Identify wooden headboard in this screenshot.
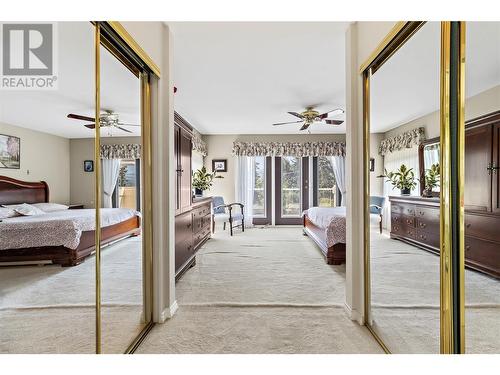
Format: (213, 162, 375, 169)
(0, 176, 49, 205)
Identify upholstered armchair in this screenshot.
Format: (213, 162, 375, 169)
(370, 196, 386, 234)
(212, 196, 245, 236)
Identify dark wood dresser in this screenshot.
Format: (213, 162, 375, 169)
(174, 112, 212, 280)
(389, 196, 500, 279)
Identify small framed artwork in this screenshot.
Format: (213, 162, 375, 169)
(0, 134, 20, 169)
(212, 159, 227, 172)
(369, 158, 375, 172)
(83, 160, 94, 172)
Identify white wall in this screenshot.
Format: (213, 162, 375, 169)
(0, 122, 70, 204)
(203, 133, 346, 204)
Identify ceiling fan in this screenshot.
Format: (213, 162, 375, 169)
(272, 107, 345, 131)
(67, 110, 140, 134)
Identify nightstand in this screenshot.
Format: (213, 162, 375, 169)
(68, 204, 84, 210)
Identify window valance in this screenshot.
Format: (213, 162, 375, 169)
(378, 127, 425, 156)
(100, 144, 141, 159)
(192, 130, 208, 157)
(232, 141, 346, 157)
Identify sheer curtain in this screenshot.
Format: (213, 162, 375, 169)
(235, 156, 255, 226)
(381, 145, 420, 229)
(329, 155, 347, 206)
(102, 159, 121, 208)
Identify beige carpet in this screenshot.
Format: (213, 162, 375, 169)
(137, 227, 383, 354)
(370, 228, 500, 354)
(0, 236, 145, 354)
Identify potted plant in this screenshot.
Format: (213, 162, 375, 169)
(192, 166, 221, 197)
(422, 163, 440, 197)
(383, 164, 417, 196)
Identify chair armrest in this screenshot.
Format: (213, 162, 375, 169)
(369, 204, 382, 210)
(226, 203, 244, 215)
(214, 204, 230, 211)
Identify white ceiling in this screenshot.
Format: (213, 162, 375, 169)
(371, 21, 500, 133)
(0, 22, 140, 139)
(168, 22, 349, 135)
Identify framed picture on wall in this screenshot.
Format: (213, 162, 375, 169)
(83, 160, 94, 172)
(369, 158, 375, 172)
(0, 134, 20, 169)
(212, 159, 227, 172)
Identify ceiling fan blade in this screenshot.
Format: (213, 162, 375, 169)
(272, 120, 303, 126)
(84, 124, 96, 129)
(300, 123, 310, 131)
(117, 123, 141, 127)
(68, 113, 95, 122)
(287, 111, 304, 119)
(324, 119, 344, 125)
(116, 126, 133, 133)
(318, 108, 345, 119)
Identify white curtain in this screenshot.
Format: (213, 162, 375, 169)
(382, 145, 420, 229)
(235, 156, 255, 227)
(330, 155, 347, 206)
(102, 159, 121, 208)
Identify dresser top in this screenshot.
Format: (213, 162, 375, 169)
(389, 195, 440, 206)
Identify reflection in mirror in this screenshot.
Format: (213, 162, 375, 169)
(464, 21, 500, 353)
(368, 22, 441, 353)
(99, 43, 146, 353)
(0, 22, 96, 353)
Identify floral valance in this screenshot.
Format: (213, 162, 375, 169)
(378, 127, 425, 156)
(100, 144, 141, 159)
(192, 130, 207, 157)
(232, 141, 346, 157)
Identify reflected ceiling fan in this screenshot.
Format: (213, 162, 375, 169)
(272, 107, 344, 131)
(67, 110, 140, 134)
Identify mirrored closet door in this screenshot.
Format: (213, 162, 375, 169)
(366, 21, 442, 353)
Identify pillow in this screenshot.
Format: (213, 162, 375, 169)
(2, 203, 46, 216)
(0, 207, 18, 220)
(32, 202, 69, 213)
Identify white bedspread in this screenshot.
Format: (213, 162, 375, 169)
(304, 206, 346, 247)
(0, 208, 139, 250)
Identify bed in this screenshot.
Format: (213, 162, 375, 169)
(0, 175, 141, 266)
(303, 206, 346, 265)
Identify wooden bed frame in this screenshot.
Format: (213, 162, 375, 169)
(0, 175, 141, 266)
(303, 214, 346, 265)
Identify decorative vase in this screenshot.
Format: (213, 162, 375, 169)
(422, 187, 433, 197)
(401, 188, 411, 196)
(195, 188, 203, 197)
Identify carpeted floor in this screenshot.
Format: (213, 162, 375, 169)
(370, 228, 500, 354)
(137, 226, 383, 354)
(0, 236, 145, 354)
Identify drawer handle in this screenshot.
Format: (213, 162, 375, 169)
(406, 219, 412, 225)
(466, 223, 471, 228)
(419, 222, 426, 228)
(466, 245, 471, 252)
(419, 211, 424, 216)
(420, 234, 427, 240)
(187, 223, 191, 228)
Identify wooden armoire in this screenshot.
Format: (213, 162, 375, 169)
(174, 112, 212, 279)
(390, 110, 500, 279)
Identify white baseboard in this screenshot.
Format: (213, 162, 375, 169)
(344, 302, 364, 325)
(159, 300, 178, 323)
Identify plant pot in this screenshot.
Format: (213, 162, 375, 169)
(194, 188, 203, 197)
(401, 188, 411, 196)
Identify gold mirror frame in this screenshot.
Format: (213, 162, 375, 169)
(360, 21, 466, 354)
(92, 21, 158, 354)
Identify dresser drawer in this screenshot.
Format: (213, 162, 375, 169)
(465, 213, 500, 243)
(192, 203, 211, 219)
(415, 229, 440, 250)
(392, 213, 415, 227)
(391, 203, 415, 216)
(175, 237, 194, 272)
(194, 225, 211, 249)
(175, 211, 193, 245)
(465, 236, 500, 277)
(391, 223, 416, 239)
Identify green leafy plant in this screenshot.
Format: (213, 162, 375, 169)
(422, 163, 440, 196)
(192, 166, 222, 192)
(383, 164, 417, 194)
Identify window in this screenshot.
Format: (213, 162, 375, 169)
(115, 159, 139, 210)
(252, 156, 266, 217)
(315, 156, 337, 207)
(281, 156, 302, 216)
